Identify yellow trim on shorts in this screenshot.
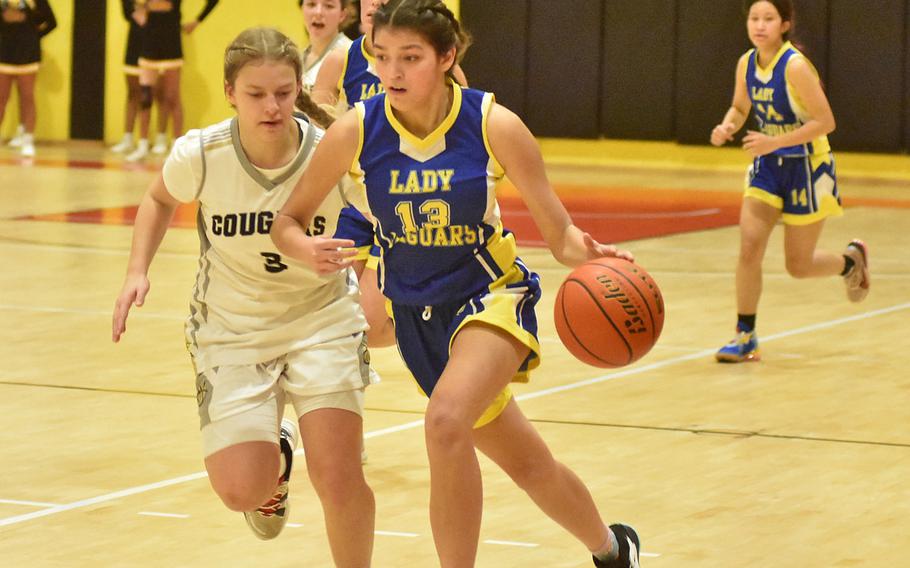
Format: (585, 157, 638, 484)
(744, 187, 784, 209)
(124, 65, 141, 76)
(138, 57, 183, 71)
(782, 194, 843, 225)
(0, 63, 39, 75)
(449, 264, 543, 385)
(474, 387, 513, 428)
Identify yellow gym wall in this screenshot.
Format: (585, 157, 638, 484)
(103, 0, 459, 144)
(104, 1, 305, 143)
(0, 0, 72, 141)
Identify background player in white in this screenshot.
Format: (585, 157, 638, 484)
(112, 27, 375, 566)
(300, 0, 352, 92)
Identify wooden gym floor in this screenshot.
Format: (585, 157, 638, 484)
(0, 139, 908, 567)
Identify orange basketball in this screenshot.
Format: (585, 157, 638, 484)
(554, 257, 665, 368)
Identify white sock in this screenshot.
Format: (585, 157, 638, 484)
(593, 527, 619, 561)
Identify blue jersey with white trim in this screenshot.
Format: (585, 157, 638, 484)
(352, 85, 515, 306)
(745, 41, 830, 157)
(341, 36, 384, 106)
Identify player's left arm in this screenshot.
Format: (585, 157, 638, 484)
(744, 57, 836, 156)
(183, 0, 218, 34)
(485, 103, 632, 268)
(34, 0, 57, 37)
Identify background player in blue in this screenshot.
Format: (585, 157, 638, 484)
(711, 0, 870, 363)
(113, 28, 376, 564)
(272, 1, 642, 567)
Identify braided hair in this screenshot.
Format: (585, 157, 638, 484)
(372, 0, 472, 78)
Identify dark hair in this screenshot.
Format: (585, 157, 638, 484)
(371, 0, 472, 77)
(744, 0, 795, 40)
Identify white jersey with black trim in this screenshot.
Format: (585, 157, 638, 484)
(162, 116, 368, 371)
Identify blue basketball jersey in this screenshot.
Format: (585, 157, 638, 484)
(351, 84, 517, 306)
(745, 41, 830, 157)
(340, 36, 384, 106)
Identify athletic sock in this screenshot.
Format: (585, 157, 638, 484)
(592, 527, 619, 562)
(736, 314, 756, 333)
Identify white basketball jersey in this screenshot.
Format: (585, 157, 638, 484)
(162, 116, 368, 371)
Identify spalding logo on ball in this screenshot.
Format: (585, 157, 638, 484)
(554, 257, 664, 368)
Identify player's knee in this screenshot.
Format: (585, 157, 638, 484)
(309, 465, 368, 508)
(785, 256, 813, 278)
(212, 478, 274, 512)
(140, 85, 154, 109)
(424, 402, 472, 450)
(738, 242, 765, 266)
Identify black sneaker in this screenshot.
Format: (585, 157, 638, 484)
(593, 524, 640, 567)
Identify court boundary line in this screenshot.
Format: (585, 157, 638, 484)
(1, 301, 908, 529)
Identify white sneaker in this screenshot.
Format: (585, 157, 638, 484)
(151, 134, 169, 155)
(125, 139, 149, 162)
(8, 124, 25, 147)
(19, 134, 35, 158)
(243, 418, 298, 540)
(111, 133, 134, 154)
(843, 239, 870, 303)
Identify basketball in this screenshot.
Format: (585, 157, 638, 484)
(554, 257, 665, 368)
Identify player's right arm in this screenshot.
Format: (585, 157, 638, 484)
(112, 174, 180, 342)
(711, 53, 752, 146)
(272, 110, 361, 274)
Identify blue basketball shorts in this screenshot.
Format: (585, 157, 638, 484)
(744, 152, 843, 225)
(390, 260, 542, 427)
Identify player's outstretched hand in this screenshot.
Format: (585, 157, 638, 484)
(112, 274, 150, 343)
(583, 233, 634, 263)
(298, 236, 358, 275)
(711, 122, 736, 146)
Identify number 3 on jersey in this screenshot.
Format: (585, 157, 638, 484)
(260, 252, 288, 273)
(395, 199, 451, 231)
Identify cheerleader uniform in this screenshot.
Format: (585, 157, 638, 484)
(121, 0, 143, 76)
(0, 0, 55, 75)
(137, 0, 218, 72)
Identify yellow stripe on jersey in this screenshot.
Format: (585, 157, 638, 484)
(384, 81, 462, 153)
(784, 53, 831, 155)
(337, 46, 350, 99)
(480, 92, 505, 178)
